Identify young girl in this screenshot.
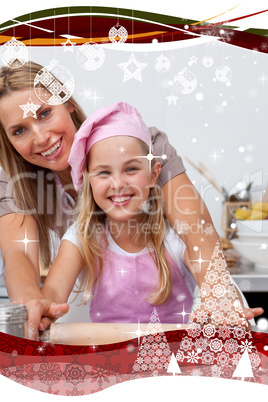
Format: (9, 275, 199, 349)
(40, 102, 196, 323)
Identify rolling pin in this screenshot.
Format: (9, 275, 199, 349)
(49, 322, 187, 345)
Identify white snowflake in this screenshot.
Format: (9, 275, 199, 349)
(186, 350, 200, 363)
(224, 338, 239, 354)
(194, 337, 209, 352)
(209, 339, 223, 353)
(202, 351, 214, 365)
(202, 324, 216, 339)
(240, 340, 254, 354)
(212, 284, 226, 298)
(211, 310, 224, 325)
(218, 326, 232, 340)
(249, 353, 261, 368)
(216, 351, 230, 367)
(219, 297, 232, 313)
(205, 270, 219, 285)
(175, 350, 184, 362)
(180, 337, 193, 352)
(233, 327, 247, 340)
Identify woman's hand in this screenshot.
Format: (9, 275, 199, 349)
(17, 298, 69, 340)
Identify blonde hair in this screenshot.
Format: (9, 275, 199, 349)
(0, 61, 86, 270)
(77, 141, 174, 305)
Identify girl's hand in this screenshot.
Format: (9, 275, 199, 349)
(16, 298, 69, 340)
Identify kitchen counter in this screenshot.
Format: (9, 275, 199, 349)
(230, 259, 268, 292)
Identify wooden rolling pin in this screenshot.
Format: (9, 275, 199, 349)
(49, 322, 187, 345)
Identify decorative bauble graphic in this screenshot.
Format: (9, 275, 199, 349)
(109, 24, 128, 43)
(0, 37, 28, 68)
(34, 59, 74, 105)
(76, 41, 105, 70)
(202, 56, 214, 68)
(215, 65, 232, 82)
(173, 68, 197, 94)
(154, 54, 171, 73)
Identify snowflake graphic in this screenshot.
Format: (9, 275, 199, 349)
(180, 337, 193, 352)
(209, 339, 223, 353)
(240, 340, 254, 353)
(202, 351, 214, 365)
(186, 350, 200, 363)
(216, 351, 230, 367)
(224, 338, 239, 354)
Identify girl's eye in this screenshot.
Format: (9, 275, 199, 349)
(98, 171, 110, 176)
(126, 167, 137, 172)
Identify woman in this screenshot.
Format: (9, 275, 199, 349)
(0, 62, 262, 339)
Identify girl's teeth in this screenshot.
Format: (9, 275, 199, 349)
(111, 196, 131, 202)
(41, 140, 61, 157)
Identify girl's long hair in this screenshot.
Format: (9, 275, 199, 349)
(0, 61, 86, 270)
(77, 142, 173, 305)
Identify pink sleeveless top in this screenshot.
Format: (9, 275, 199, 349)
(89, 238, 194, 324)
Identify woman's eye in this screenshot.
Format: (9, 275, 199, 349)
(13, 127, 24, 136)
(40, 109, 51, 118)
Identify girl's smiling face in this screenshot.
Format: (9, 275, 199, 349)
(0, 88, 77, 172)
(88, 136, 161, 224)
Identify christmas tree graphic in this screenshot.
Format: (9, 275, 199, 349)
(132, 308, 172, 375)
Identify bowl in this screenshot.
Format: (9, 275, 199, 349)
(235, 219, 268, 234)
(236, 232, 268, 244)
(231, 238, 268, 271)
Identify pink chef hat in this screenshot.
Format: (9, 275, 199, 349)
(68, 102, 152, 190)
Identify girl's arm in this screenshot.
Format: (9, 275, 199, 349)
(163, 172, 264, 324)
(41, 239, 84, 305)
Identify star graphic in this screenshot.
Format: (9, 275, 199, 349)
(118, 53, 147, 82)
(13, 229, 39, 254)
(166, 93, 179, 105)
(134, 144, 168, 174)
(118, 267, 127, 277)
(61, 37, 76, 52)
(174, 303, 192, 323)
(19, 98, 40, 119)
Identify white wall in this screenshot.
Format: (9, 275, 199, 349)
(17, 40, 267, 236)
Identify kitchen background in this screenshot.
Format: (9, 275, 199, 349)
(0, 29, 268, 322)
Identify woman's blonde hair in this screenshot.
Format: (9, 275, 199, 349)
(77, 141, 174, 305)
(0, 61, 86, 270)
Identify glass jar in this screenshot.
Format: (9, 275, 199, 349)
(0, 303, 28, 338)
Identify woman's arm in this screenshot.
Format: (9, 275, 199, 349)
(163, 172, 264, 324)
(0, 213, 70, 339)
(1, 213, 40, 301)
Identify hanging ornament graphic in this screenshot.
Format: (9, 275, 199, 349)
(215, 65, 232, 82)
(132, 308, 172, 375)
(0, 37, 28, 68)
(76, 41, 105, 70)
(202, 55, 214, 68)
(34, 59, 74, 105)
(118, 53, 147, 82)
(173, 68, 197, 94)
(109, 23, 128, 43)
(61, 37, 76, 52)
(154, 55, 171, 73)
(19, 98, 40, 119)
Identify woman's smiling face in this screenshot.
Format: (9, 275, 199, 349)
(0, 88, 77, 172)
